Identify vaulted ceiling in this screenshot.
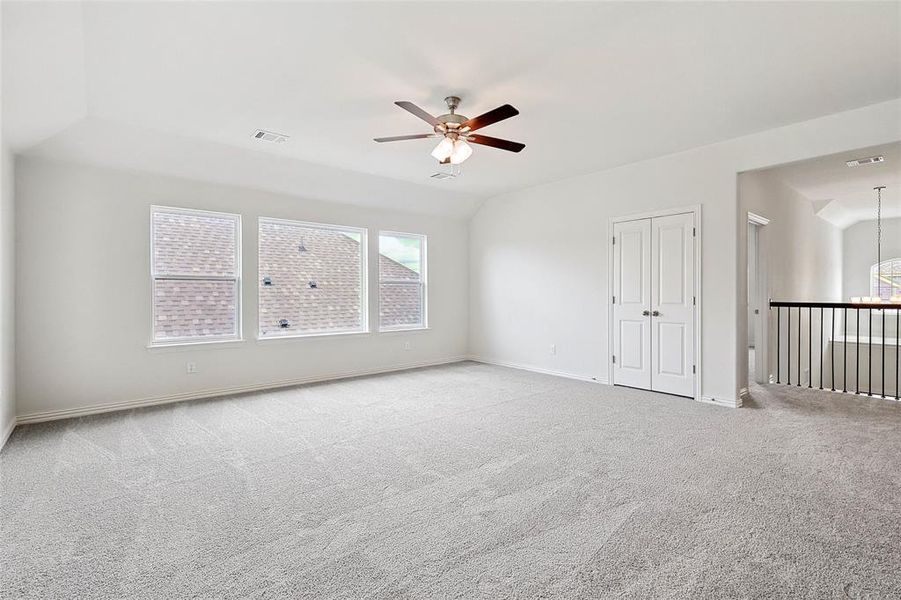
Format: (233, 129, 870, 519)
(763, 142, 901, 228)
(3, 1, 899, 218)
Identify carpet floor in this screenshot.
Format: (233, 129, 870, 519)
(2, 361, 900, 599)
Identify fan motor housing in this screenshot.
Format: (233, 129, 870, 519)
(434, 96, 468, 132)
(434, 116, 467, 137)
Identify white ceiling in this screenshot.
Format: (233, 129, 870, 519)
(762, 142, 901, 229)
(3, 1, 900, 217)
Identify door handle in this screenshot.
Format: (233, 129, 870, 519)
(652, 310, 660, 317)
(642, 310, 650, 316)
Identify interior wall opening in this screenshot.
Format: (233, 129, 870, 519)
(738, 141, 900, 400)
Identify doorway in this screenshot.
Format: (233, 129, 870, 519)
(748, 212, 769, 385)
(609, 207, 700, 399)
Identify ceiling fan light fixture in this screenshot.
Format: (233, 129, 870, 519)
(376, 97, 524, 167)
(430, 137, 455, 162)
(449, 139, 473, 164)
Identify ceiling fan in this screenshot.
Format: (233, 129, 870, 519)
(374, 96, 525, 165)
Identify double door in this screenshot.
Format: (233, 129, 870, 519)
(612, 213, 695, 397)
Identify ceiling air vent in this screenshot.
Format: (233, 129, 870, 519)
(846, 155, 884, 167)
(430, 172, 457, 180)
(253, 129, 290, 144)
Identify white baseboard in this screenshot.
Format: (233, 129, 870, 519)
(467, 355, 606, 384)
(16, 356, 468, 425)
(0, 416, 16, 451)
(701, 395, 741, 409)
(468, 355, 743, 409)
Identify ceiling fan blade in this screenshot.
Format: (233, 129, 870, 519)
(461, 104, 519, 132)
(373, 134, 437, 142)
(467, 134, 525, 153)
(395, 101, 441, 127)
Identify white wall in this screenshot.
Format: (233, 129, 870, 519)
(738, 170, 843, 388)
(0, 145, 15, 443)
(843, 217, 901, 299)
(15, 158, 469, 419)
(469, 99, 900, 407)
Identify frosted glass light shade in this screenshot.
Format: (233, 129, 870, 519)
(430, 138, 455, 162)
(450, 140, 473, 164)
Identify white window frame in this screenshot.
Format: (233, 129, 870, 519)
(257, 217, 369, 339)
(378, 230, 428, 332)
(150, 205, 243, 347)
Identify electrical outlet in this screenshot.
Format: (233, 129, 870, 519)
(403, 341, 411, 351)
(550, 344, 556, 356)
(186, 362, 197, 374)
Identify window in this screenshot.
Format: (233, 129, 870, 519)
(259, 218, 367, 337)
(379, 232, 426, 330)
(151, 206, 241, 344)
(871, 258, 901, 300)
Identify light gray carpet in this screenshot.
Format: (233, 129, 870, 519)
(2, 362, 900, 599)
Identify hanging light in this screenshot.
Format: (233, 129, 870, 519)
(874, 185, 887, 302)
(449, 139, 473, 164)
(430, 137, 455, 162)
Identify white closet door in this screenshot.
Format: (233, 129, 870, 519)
(650, 213, 695, 397)
(612, 219, 652, 389)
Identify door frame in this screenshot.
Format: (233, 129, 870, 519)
(607, 204, 702, 401)
(747, 211, 770, 385)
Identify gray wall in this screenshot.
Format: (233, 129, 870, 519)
(15, 158, 469, 419)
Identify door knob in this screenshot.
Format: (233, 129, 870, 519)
(652, 310, 660, 317)
(642, 310, 650, 316)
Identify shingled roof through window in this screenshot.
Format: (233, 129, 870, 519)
(152, 210, 239, 341)
(259, 222, 423, 335)
(152, 212, 424, 340)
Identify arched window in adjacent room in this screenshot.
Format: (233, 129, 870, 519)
(870, 258, 901, 300)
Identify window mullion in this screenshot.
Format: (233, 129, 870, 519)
(154, 274, 238, 281)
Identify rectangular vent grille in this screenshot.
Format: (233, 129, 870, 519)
(846, 155, 884, 167)
(430, 172, 457, 180)
(253, 129, 290, 144)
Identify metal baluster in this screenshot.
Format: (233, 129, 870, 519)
(831, 307, 835, 391)
(787, 307, 791, 385)
(856, 308, 860, 395)
(820, 307, 823, 389)
(776, 307, 781, 384)
(797, 307, 801, 388)
(843, 307, 848, 393)
(882, 309, 886, 398)
(808, 307, 812, 388)
(896, 308, 899, 401)
(868, 309, 873, 396)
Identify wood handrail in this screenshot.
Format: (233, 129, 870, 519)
(769, 301, 900, 309)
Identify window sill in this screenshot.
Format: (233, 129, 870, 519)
(378, 326, 430, 333)
(257, 330, 371, 342)
(147, 338, 245, 351)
